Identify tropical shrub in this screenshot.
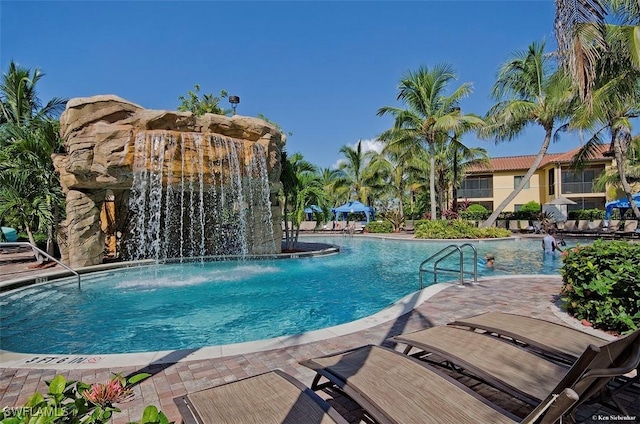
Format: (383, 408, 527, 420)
(365, 221, 394, 233)
(520, 201, 541, 214)
(459, 204, 491, 221)
(414, 219, 511, 239)
(567, 209, 605, 220)
(561, 240, 640, 334)
(0, 373, 170, 424)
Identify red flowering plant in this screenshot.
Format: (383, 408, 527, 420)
(0, 373, 170, 424)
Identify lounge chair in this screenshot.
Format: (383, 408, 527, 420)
(391, 326, 640, 413)
(449, 312, 611, 362)
(302, 344, 579, 424)
(174, 370, 349, 424)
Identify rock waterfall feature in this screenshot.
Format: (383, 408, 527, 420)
(53, 95, 284, 268)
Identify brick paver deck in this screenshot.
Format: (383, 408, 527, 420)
(1, 275, 638, 423)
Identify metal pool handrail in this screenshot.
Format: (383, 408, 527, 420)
(419, 243, 478, 288)
(0, 242, 81, 288)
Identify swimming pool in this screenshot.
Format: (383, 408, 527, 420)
(0, 237, 572, 355)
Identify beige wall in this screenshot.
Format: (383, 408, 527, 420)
(491, 171, 544, 212)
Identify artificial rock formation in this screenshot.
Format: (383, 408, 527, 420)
(53, 95, 284, 268)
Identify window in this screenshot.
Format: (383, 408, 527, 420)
(514, 176, 530, 190)
(561, 166, 604, 193)
(514, 204, 523, 212)
(458, 176, 493, 198)
(548, 169, 555, 195)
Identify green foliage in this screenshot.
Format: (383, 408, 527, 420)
(414, 219, 511, 239)
(520, 201, 541, 214)
(561, 240, 640, 334)
(364, 221, 394, 233)
(459, 204, 491, 221)
(0, 373, 164, 424)
(466, 204, 488, 212)
(177, 84, 229, 116)
(567, 209, 605, 220)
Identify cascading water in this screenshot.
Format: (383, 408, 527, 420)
(125, 131, 276, 261)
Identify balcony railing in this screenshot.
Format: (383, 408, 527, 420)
(561, 182, 602, 194)
(457, 188, 493, 198)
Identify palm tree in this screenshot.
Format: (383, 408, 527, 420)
(0, 61, 67, 258)
(479, 42, 575, 228)
(377, 64, 484, 219)
(592, 136, 640, 192)
(555, 0, 639, 103)
(569, 52, 640, 217)
(434, 137, 490, 214)
(279, 151, 330, 249)
(316, 167, 347, 206)
(0, 61, 66, 127)
(337, 141, 379, 205)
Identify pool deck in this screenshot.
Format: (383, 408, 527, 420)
(1, 235, 638, 423)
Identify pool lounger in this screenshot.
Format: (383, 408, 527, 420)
(449, 311, 611, 362)
(301, 344, 579, 424)
(391, 325, 640, 413)
(174, 370, 348, 424)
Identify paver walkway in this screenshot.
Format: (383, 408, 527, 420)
(2, 275, 638, 423)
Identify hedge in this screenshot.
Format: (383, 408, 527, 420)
(414, 219, 511, 239)
(364, 221, 394, 233)
(561, 240, 640, 334)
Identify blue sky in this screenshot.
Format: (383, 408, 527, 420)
(1, 0, 575, 169)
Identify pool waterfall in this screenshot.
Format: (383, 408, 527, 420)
(126, 132, 276, 261)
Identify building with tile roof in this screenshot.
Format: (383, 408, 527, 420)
(458, 144, 614, 212)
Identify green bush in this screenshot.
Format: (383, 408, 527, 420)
(459, 204, 491, 221)
(561, 240, 640, 334)
(567, 209, 605, 220)
(414, 219, 511, 239)
(466, 204, 488, 212)
(0, 373, 169, 424)
(364, 221, 394, 233)
(520, 201, 541, 214)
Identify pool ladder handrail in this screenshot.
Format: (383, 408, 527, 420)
(419, 243, 478, 289)
(0, 242, 81, 288)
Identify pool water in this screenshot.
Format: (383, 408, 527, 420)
(0, 237, 575, 355)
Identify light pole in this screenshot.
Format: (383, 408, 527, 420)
(229, 95, 240, 115)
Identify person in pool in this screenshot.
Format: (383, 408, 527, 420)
(478, 254, 495, 268)
(542, 229, 564, 254)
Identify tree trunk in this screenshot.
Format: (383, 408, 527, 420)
(480, 127, 553, 228)
(24, 222, 43, 264)
(429, 143, 437, 220)
(613, 136, 640, 219)
(282, 195, 291, 250)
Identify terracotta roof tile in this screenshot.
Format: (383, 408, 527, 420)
(467, 144, 612, 174)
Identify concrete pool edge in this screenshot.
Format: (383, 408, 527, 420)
(0, 281, 454, 370)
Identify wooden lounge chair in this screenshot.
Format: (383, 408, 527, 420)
(302, 345, 579, 424)
(174, 370, 349, 424)
(449, 312, 611, 362)
(391, 326, 640, 413)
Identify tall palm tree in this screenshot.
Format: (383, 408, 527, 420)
(0, 60, 66, 126)
(434, 137, 490, 214)
(555, 0, 639, 103)
(337, 141, 379, 204)
(592, 136, 640, 192)
(479, 42, 575, 228)
(0, 61, 66, 258)
(316, 167, 347, 206)
(569, 44, 640, 217)
(377, 64, 484, 219)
